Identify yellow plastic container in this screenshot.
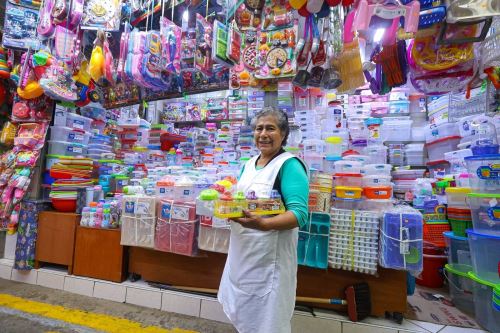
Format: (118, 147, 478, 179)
(334, 186, 363, 199)
(214, 199, 248, 218)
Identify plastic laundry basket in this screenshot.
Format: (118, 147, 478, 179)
(444, 264, 475, 316)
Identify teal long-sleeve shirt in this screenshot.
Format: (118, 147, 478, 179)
(240, 157, 309, 228)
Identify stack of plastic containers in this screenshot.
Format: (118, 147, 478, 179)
(331, 160, 363, 210)
(464, 144, 500, 332)
(391, 169, 427, 200)
(303, 139, 325, 171)
(445, 187, 472, 237)
(361, 164, 393, 210)
(50, 111, 93, 157)
(404, 143, 426, 166)
(88, 134, 114, 160)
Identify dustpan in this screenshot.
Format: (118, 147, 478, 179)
(337, 11, 365, 93)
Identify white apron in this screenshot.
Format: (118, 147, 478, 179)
(218, 152, 299, 333)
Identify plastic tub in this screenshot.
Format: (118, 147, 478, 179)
(54, 111, 92, 132)
(416, 253, 448, 288)
(362, 175, 392, 186)
(426, 136, 461, 161)
(331, 198, 362, 210)
(50, 126, 91, 145)
(467, 193, 500, 235)
(465, 155, 500, 194)
(468, 272, 500, 333)
(334, 160, 362, 174)
(446, 187, 471, 208)
(323, 156, 342, 174)
(449, 219, 473, 238)
(467, 229, 500, 284)
(334, 173, 363, 187)
(426, 160, 451, 178)
(361, 199, 393, 212)
(444, 264, 475, 316)
(324, 136, 343, 157)
(382, 117, 413, 142)
(406, 152, 426, 166)
(363, 145, 388, 164)
(447, 207, 472, 221)
(443, 231, 472, 273)
(363, 164, 392, 176)
(343, 154, 370, 164)
(48, 141, 88, 157)
(444, 149, 473, 173)
(392, 169, 426, 180)
(425, 123, 459, 143)
(364, 186, 392, 199)
(334, 186, 362, 199)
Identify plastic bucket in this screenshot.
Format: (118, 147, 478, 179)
(416, 253, 447, 288)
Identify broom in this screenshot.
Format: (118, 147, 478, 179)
(149, 282, 371, 322)
(337, 10, 365, 93)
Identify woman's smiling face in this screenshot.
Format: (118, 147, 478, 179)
(254, 115, 285, 158)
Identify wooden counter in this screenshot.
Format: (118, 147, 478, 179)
(128, 247, 407, 317)
(35, 212, 79, 273)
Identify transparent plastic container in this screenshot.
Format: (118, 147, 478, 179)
(54, 111, 93, 132)
(468, 272, 500, 333)
(334, 160, 362, 174)
(324, 136, 343, 157)
(445, 265, 475, 316)
(363, 164, 392, 176)
(443, 231, 472, 273)
(381, 117, 413, 142)
(470, 118, 499, 155)
(362, 175, 392, 186)
(467, 193, 500, 235)
(323, 156, 341, 174)
(334, 173, 363, 187)
(445, 187, 471, 208)
(364, 145, 388, 164)
(467, 229, 500, 284)
(50, 126, 91, 145)
(444, 149, 473, 174)
(425, 122, 459, 143)
(426, 136, 461, 161)
(465, 155, 500, 193)
(48, 141, 88, 156)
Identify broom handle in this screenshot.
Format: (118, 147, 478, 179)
(171, 286, 346, 305)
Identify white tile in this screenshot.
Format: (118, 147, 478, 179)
(0, 263, 12, 280)
(438, 327, 489, 333)
(199, 298, 231, 324)
(0, 258, 14, 266)
(343, 322, 398, 333)
(126, 286, 162, 309)
(63, 276, 95, 297)
(162, 291, 201, 317)
(93, 281, 126, 303)
(11, 269, 38, 284)
(36, 270, 65, 290)
(406, 319, 445, 333)
(292, 313, 342, 333)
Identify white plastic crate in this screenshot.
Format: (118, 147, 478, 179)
(328, 208, 380, 275)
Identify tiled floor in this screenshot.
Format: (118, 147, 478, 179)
(0, 259, 490, 333)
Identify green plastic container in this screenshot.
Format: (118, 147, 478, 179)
(448, 218, 473, 237)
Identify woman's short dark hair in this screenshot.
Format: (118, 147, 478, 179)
(250, 106, 290, 146)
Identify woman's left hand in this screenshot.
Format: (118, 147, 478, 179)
(231, 210, 269, 231)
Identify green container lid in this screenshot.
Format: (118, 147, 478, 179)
(468, 271, 499, 288)
(98, 159, 123, 164)
(444, 264, 471, 278)
(46, 154, 63, 158)
(199, 189, 219, 201)
(468, 193, 500, 199)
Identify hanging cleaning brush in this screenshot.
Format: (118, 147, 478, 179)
(149, 282, 372, 322)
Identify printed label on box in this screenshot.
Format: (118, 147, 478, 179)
(172, 205, 190, 221)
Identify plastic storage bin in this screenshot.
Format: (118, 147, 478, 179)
(364, 186, 392, 199)
(323, 156, 341, 174)
(50, 126, 91, 145)
(198, 220, 230, 254)
(363, 164, 392, 175)
(54, 111, 93, 132)
(443, 231, 472, 273)
(334, 186, 362, 199)
(467, 193, 500, 235)
(334, 173, 363, 187)
(426, 136, 461, 161)
(467, 229, 500, 284)
(334, 160, 362, 174)
(446, 187, 471, 208)
(445, 264, 475, 316)
(468, 272, 500, 333)
(426, 160, 451, 178)
(465, 155, 500, 194)
(364, 145, 388, 164)
(48, 141, 88, 157)
(362, 175, 392, 186)
(425, 122, 459, 143)
(324, 136, 343, 157)
(381, 117, 413, 142)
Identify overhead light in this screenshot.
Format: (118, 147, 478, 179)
(373, 28, 385, 43)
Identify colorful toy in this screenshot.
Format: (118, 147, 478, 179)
(2, 2, 40, 50)
(81, 0, 121, 31)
